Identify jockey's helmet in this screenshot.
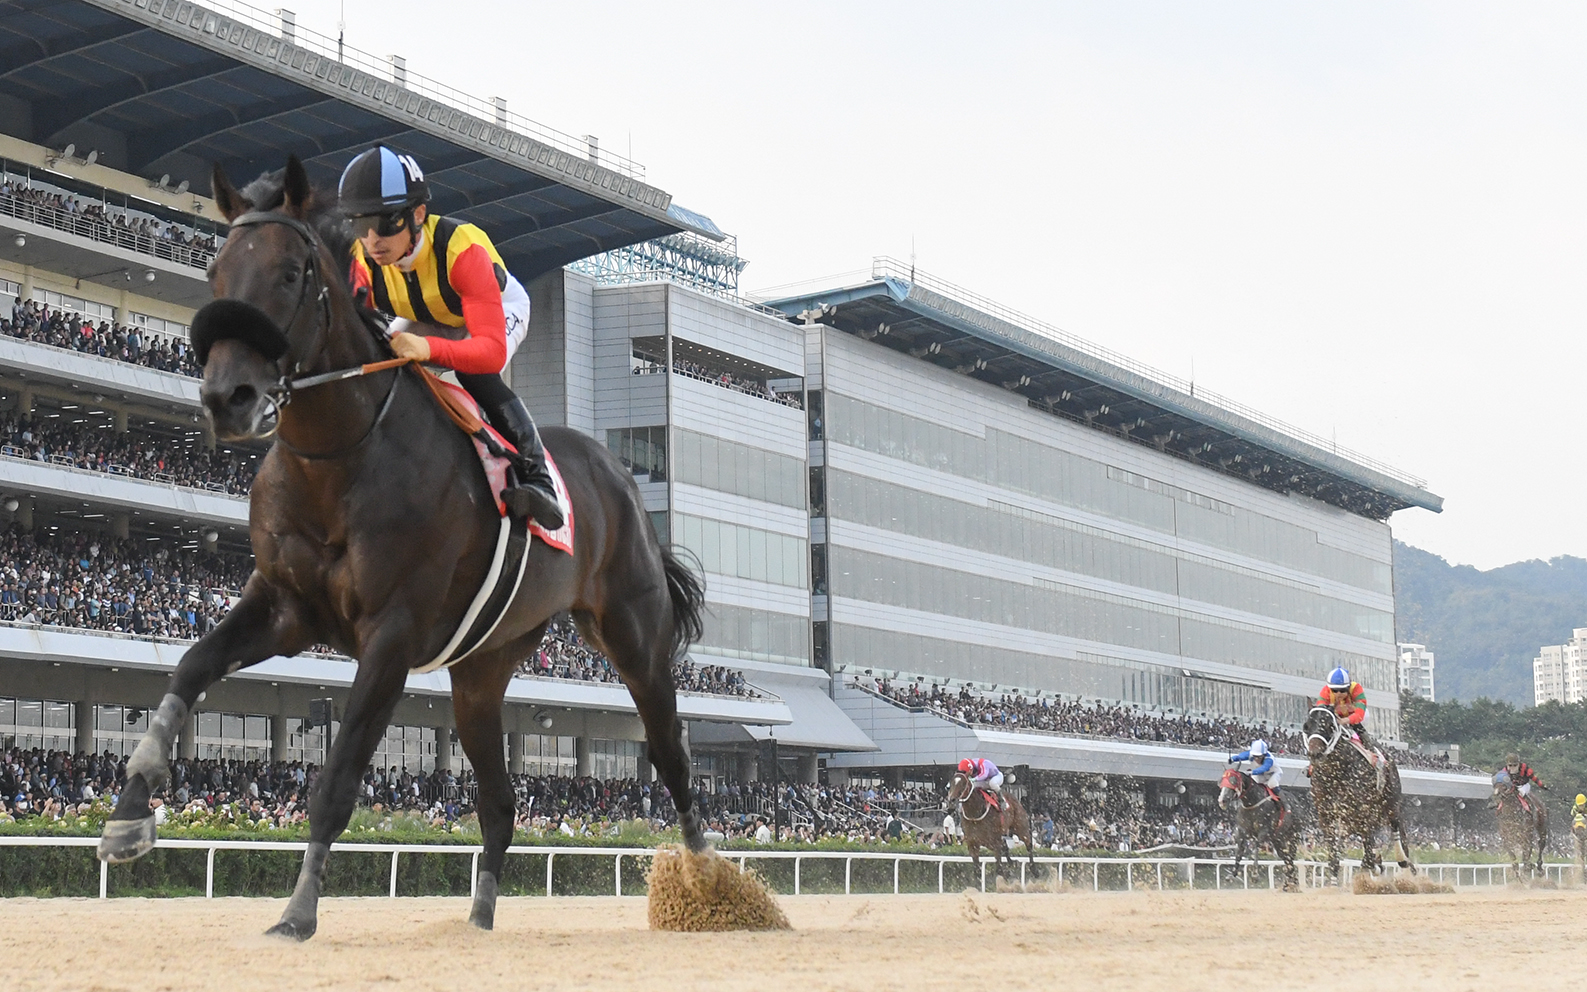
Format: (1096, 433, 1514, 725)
(1250, 740, 1268, 757)
(1576, 794, 1586, 807)
(1326, 667, 1351, 690)
(1504, 753, 1520, 769)
(958, 758, 973, 774)
(339, 145, 431, 235)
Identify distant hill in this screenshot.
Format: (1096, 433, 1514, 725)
(1392, 541, 1587, 704)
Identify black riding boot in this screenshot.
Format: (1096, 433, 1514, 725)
(489, 398, 564, 531)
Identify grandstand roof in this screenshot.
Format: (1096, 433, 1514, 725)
(0, 0, 722, 280)
(762, 259, 1442, 520)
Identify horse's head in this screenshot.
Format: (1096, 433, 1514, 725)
(1217, 767, 1245, 809)
(196, 155, 351, 440)
(945, 772, 970, 805)
(1303, 706, 1341, 759)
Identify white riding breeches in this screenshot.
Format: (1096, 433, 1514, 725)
(975, 771, 1004, 793)
(1253, 765, 1283, 790)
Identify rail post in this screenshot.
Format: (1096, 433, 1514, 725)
(937, 859, 944, 894)
(894, 858, 901, 895)
(1156, 861, 1163, 890)
(615, 854, 622, 897)
(980, 860, 987, 892)
(1092, 860, 1099, 892)
(99, 857, 107, 899)
(1019, 860, 1026, 889)
(846, 857, 852, 895)
(794, 857, 801, 895)
(1267, 864, 1275, 890)
(206, 847, 216, 898)
(546, 852, 555, 896)
(389, 851, 399, 898)
(470, 852, 479, 898)
(1125, 862, 1132, 890)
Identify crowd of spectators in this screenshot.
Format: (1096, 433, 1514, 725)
(867, 677, 1475, 772)
(0, 410, 256, 496)
(0, 178, 221, 270)
(633, 355, 802, 409)
(0, 527, 247, 639)
(517, 615, 759, 698)
(4, 300, 201, 377)
(0, 747, 1559, 855)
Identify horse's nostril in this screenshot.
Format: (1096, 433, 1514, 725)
(228, 384, 258, 410)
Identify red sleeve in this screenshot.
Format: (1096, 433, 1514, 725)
(349, 254, 373, 299)
(1346, 709, 1365, 725)
(424, 243, 507, 375)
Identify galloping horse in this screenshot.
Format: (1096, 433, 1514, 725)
(946, 771, 1035, 879)
(96, 157, 709, 939)
(1302, 705, 1414, 881)
(1490, 775, 1548, 877)
(1217, 766, 1300, 891)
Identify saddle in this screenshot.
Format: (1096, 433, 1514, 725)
(1343, 735, 1388, 792)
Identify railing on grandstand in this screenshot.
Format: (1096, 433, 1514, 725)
(866, 256, 1429, 492)
(0, 322, 201, 380)
(633, 358, 804, 410)
(2, 835, 1567, 899)
(0, 445, 248, 500)
(140, 0, 645, 179)
(0, 193, 218, 272)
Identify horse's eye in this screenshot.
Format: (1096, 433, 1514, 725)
(283, 267, 300, 284)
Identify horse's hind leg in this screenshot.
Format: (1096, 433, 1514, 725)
(577, 604, 705, 853)
(451, 644, 535, 930)
(269, 654, 409, 941)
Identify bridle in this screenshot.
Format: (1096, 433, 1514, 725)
(1304, 705, 1343, 757)
(1221, 768, 1273, 810)
(948, 773, 993, 822)
(218, 210, 407, 459)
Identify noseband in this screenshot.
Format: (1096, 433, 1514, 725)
(1305, 706, 1343, 757)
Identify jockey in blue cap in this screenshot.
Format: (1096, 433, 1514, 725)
(1228, 739, 1284, 806)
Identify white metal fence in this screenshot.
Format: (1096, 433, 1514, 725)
(0, 836, 1575, 899)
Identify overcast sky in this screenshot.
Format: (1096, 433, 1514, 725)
(286, 0, 1585, 569)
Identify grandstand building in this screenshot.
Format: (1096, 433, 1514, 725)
(0, 0, 1490, 819)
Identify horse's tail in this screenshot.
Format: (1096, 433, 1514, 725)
(659, 543, 706, 662)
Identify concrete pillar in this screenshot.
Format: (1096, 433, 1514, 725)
(178, 712, 198, 760)
(433, 727, 452, 773)
(15, 496, 33, 532)
(17, 387, 33, 416)
(797, 754, 818, 785)
(113, 408, 128, 434)
(638, 743, 652, 783)
(111, 513, 129, 540)
(741, 750, 757, 783)
(115, 288, 129, 327)
(75, 699, 94, 755)
(269, 715, 289, 764)
(19, 267, 33, 303)
(575, 736, 592, 777)
(507, 731, 524, 775)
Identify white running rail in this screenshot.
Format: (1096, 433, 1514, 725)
(0, 836, 1572, 898)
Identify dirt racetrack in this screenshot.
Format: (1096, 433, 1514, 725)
(0, 886, 1579, 992)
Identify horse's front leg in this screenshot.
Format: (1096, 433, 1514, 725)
(99, 584, 308, 863)
(268, 641, 411, 941)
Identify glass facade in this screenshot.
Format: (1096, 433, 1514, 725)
(672, 428, 805, 509)
(520, 734, 577, 776)
(676, 514, 806, 589)
(606, 426, 667, 482)
(820, 372, 1399, 737)
(697, 602, 808, 665)
(589, 738, 644, 779)
(0, 697, 76, 752)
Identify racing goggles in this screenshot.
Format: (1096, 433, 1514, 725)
(349, 209, 410, 239)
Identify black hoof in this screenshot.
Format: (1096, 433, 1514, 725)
(265, 919, 316, 942)
(468, 907, 495, 931)
(97, 815, 157, 864)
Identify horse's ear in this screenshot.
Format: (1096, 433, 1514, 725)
(283, 154, 314, 218)
(211, 164, 250, 222)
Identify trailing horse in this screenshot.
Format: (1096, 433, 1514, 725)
(96, 157, 710, 939)
(1302, 705, 1414, 882)
(1490, 776, 1548, 877)
(946, 770, 1035, 880)
(1218, 766, 1300, 891)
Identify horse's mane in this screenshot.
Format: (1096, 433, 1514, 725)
(235, 169, 356, 265)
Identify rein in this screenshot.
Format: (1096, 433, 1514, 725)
(1305, 706, 1343, 757)
(950, 776, 994, 822)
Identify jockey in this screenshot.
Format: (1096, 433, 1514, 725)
(338, 146, 563, 530)
(958, 757, 1005, 810)
(1573, 793, 1587, 827)
(1228, 739, 1284, 803)
(1316, 667, 1379, 756)
(1500, 753, 1546, 798)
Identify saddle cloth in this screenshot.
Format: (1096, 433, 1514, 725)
(424, 372, 573, 552)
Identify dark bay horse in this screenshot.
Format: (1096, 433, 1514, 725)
(946, 771, 1035, 879)
(1302, 705, 1414, 882)
(1490, 776, 1548, 877)
(96, 156, 709, 939)
(1218, 766, 1300, 891)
